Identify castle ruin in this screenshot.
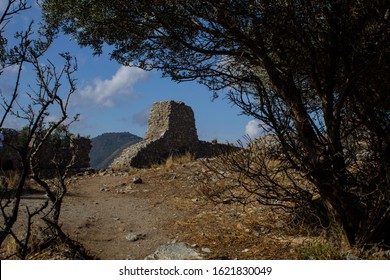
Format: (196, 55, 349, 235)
(110, 100, 234, 169)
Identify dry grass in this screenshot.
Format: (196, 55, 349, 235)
(1, 226, 46, 260)
(296, 241, 347, 260)
(165, 152, 194, 169)
(0, 170, 39, 192)
(1, 226, 94, 260)
(0, 170, 20, 190)
(2, 151, 387, 260)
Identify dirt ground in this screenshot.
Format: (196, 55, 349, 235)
(48, 160, 311, 260)
(4, 159, 376, 260)
(60, 163, 204, 260)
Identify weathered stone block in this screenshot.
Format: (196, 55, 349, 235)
(111, 101, 199, 169)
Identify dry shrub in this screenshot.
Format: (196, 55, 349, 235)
(199, 136, 329, 232)
(1, 226, 51, 260)
(1, 225, 95, 260)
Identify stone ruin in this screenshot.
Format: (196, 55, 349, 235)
(110, 100, 234, 169)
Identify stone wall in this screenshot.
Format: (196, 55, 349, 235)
(110, 100, 238, 169)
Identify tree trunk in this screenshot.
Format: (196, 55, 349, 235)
(315, 173, 363, 245)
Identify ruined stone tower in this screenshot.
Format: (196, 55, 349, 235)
(110, 100, 238, 170)
(144, 100, 198, 146)
(111, 101, 199, 169)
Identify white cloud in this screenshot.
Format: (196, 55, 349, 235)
(245, 120, 263, 139)
(79, 66, 148, 107)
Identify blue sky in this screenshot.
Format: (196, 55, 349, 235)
(1, 1, 263, 143)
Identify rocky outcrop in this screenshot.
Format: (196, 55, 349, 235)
(111, 100, 236, 169)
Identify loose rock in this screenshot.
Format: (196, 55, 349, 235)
(145, 242, 202, 260)
(126, 233, 146, 242)
(133, 177, 143, 184)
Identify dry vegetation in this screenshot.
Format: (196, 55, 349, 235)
(1, 152, 388, 260)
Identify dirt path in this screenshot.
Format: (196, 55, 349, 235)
(7, 161, 316, 260)
(61, 167, 201, 259)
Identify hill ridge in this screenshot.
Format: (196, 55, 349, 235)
(90, 132, 142, 169)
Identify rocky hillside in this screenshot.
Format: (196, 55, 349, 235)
(89, 132, 142, 170)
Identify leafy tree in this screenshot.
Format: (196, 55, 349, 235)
(42, 0, 389, 246)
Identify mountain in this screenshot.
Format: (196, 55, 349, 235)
(89, 132, 142, 170)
